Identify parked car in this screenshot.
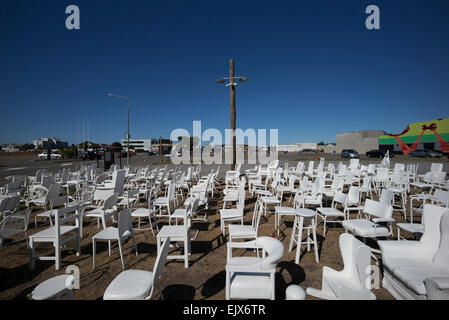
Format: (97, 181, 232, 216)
(341, 149, 359, 158)
(365, 149, 394, 158)
(38, 152, 62, 160)
(409, 149, 442, 158)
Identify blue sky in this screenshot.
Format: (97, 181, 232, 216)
(1, 0, 448, 146)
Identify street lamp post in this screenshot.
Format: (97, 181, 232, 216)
(108, 93, 130, 166)
(216, 58, 247, 171)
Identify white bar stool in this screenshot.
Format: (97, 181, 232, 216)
(289, 208, 319, 264)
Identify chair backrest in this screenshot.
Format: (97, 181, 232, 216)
(420, 205, 449, 249)
(376, 167, 389, 180)
(339, 233, 372, 296)
(434, 171, 447, 184)
(114, 170, 126, 195)
(423, 172, 436, 183)
(50, 195, 68, 210)
(104, 192, 118, 210)
(256, 237, 284, 271)
(45, 183, 62, 202)
(338, 164, 347, 176)
(307, 161, 314, 174)
(433, 212, 449, 268)
(41, 175, 56, 189)
(379, 188, 393, 206)
(1, 195, 20, 213)
(394, 163, 405, 171)
(363, 199, 393, 220)
(237, 188, 246, 214)
(361, 177, 371, 189)
(333, 191, 347, 207)
(367, 164, 376, 175)
(251, 199, 263, 232)
(434, 189, 449, 207)
(431, 163, 443, 173)
(347, 186, 360, 205)
(118, 208, 133, 240)
(152, 237, 171, 290)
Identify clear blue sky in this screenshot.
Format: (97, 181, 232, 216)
(1, 0, 448, 146)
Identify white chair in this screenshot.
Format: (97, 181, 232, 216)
(0, 195, 20, 218)
(342, 199, 394, 253)
(103, 237, 171, 300)
(28, 204, 81, 270)
(378, 205, 449, 300)
(156, 202, 193, 268)
(306, 233, 376, 300)
(83, 192, 118, 232)
(220, 188, 245, 236)
(92, 208, 138, 270)
(0, 209, 31, 246)
(31, 274, 75, 300)
(154, 180, 175, 218)
(229, 199, 263, 242)
(316, 191, 347, 236)
(131, 188, 156, 235)
(225, 237, 284, 300)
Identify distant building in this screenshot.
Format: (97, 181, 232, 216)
(336, 130, 385, 154)
(121, 138, 156, 152)
(322, 143, 337, 154)
(1, 144, 20, 152)
(33, 138, 68, 150)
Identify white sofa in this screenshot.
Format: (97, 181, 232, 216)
(378, 204, 449, 299)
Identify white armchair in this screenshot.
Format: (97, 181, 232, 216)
(306, 233, 375, 300)
(225, 236, 284, 300)
(378, 205, 449, 300)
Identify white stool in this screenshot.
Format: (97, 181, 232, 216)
(286, 285, 306, 300)
(31, 275, 74, 300)
(289, 208, 319, 264)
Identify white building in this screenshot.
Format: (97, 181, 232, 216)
(33, 138, 68, 149)
(121, 138, 156, 152)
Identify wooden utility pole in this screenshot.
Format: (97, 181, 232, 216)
(230, 58, 236, 171)
(159, 136, 162, 162)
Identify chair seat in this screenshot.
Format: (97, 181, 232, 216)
(384, 258, 449, 295)
(220, 209, 242, 220)
(171, 209, 187, 219)
(0, 229, 20, 239)
(158, 225, 187, 238)
(85, 208, 116, 218)
(275, 206, 296, 215)
(262, 197, 281, 204)
(397, 223, 424, 234)
(223, 195, 238, 202)
(103, 270, 153, 300)
(153, 197, 169, 205)
(30, 226, 78, 239)
(31, 275, 73, 300)
(228, 225, 256, 238)
(117, 198, 138, 206)
(342, 219, 389, 237)
(93, 227, 130, 241)
(229, 273, 273, 299)
(131, 208, 154, 218)
(317, 207, 345, 217)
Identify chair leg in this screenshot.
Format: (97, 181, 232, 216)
(92, 239, 96, 269)
(295, 217, 304, 264)
(118, 240, 125, 270)
(132, 233, 138, 256)
(312, 219, 319, 263)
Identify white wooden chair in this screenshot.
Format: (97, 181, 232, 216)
(229, 199, 263, 242)
(28, 204, 81, 270)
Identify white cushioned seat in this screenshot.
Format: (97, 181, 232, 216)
(317, 207, 344, 217)
(229, 274, 272, 299)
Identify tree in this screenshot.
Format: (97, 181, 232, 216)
(111, 142, 122, 148)
(318, 141, 326, 146)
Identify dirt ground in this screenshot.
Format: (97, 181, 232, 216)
(1, 175, 431, 301)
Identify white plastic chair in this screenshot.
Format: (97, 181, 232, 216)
(103, 237, 171, 300)
(92, 208, 138, 270)
(0, 209, 31, 247)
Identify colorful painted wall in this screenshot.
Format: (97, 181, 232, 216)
(379, 118, 449, 154)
